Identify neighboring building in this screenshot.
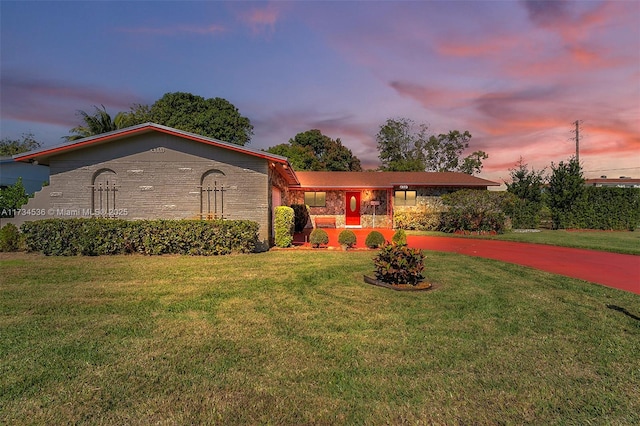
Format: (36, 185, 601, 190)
(2, 123, 499, 249)
(0, 157, 50, 194)
(585, 177, 640, 189)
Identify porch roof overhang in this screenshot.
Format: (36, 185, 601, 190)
(290, 171, 499, 190)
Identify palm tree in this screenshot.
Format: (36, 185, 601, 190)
(65, 105, 128, 141)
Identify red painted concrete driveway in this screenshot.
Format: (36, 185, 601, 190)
(294, 229, 640, 295)
(408, 236, 640, 295)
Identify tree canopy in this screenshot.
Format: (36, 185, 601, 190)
(65, 105, 128, 141)
(266, 129, 362, 171)
(546, 157, 585, 229)
(0, 133, 41, 156)
(65, 93, 253, 146)
(375, 118, 487, 174)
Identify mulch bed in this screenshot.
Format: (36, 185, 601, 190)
(363, 275, 433, 291)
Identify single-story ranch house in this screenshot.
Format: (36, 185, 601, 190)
(2, 123, 498, 249)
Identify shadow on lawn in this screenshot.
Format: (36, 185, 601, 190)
(607, 304, 640, 321)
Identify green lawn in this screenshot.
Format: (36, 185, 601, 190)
(408, 229, 640, 255)
(1, 251, 638, 424)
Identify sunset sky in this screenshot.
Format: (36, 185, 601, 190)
(1, 0, 638, 184)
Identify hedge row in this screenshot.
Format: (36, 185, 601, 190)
(557, 187, 640, 231)
(20, 218, 259, 256)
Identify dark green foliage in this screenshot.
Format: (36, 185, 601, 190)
(373, 242, 425, 285)
(309, 228, 329, 247)
(0, 223, 21, 252)
(546, 158, 585, 229)
(267, 129, 362, 171)
(439, 189, 513, 233)
(291, 204, 310, 233)
(0, 178, 29, 217)
(506, 158, 546, 228)
(146, 93, 254, 145)
(392, 229, 407, 245)
(65, 105, 128, 141)
(274, 206, 294, 248)
(338, 229, 357, 248)
(20, 219, 259, 256)
(376, 118, 487, 174)
(0, 132, 41, 156)
(569, 187, 639, 231)
(365, 230, 385, 248)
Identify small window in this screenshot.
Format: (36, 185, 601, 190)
(304, 191, 326, 207)
(394, 190, 416, 206)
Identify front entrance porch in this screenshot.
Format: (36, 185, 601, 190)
(293, 228, 395, 249)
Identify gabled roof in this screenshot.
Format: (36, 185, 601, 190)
(292, 171, 499, 189)
(12, 123, 299, 185)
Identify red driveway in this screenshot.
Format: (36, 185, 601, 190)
(294, 229, 640, 295)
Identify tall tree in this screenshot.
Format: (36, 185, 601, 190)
(144, 92, 253, 145)
(376, 118, 488, 174)
(506, 157, 546, 228)
(376, 118, 428, 171)
(266, 129, 362, 171)
(0, 133, 41, 156)
(65, 105, 128, 141)
(546, 157, 585, 229)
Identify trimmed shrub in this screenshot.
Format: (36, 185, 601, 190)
(561, 187, 639, 231)
(309, 228, 329, 248)
(439, 189, 512, 233)
(393, 210, 441, 231)
(20, 218, 259, 256)
(365, 230, 385, 249)
(392, 229, 407, 245)
(274, 206, 295, 247)
(0, 223, 21, 252)
(291, 204, 311, 233)
(338, 229, 357, 248)
(373, 242, 425, 285)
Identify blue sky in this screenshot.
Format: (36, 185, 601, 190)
(1, 0, 638, 183)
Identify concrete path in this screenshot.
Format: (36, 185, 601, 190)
(294, 229, 640, 295)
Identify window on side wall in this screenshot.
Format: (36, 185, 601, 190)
(394, 190, 416, 206)
(304, 191, 326, 207)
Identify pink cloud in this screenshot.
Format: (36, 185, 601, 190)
(0, 73, 143, 127)
(238, 2, 284, 35)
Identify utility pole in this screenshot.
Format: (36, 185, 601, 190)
(570, 120, 582, 163)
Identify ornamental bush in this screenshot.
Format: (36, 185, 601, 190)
(274, 206, 295, 247)
(309, 228, 329, 248)
(20, 218, 259, 256)
(373, 242, 425, 285)
(365, 230, 385, 248)
(338, 229, 357, 248)
(392, 229, 407, 245)
(0, 223, 21, 252)
(439, 189, 513, 233)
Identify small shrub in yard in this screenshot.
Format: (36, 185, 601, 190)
(365, 230, 385, 248)
(309, 228, 329, 248)
(392, 229, 407, 245)
(0, 223, 21, 252)
(338, 229, 357, 248)
(274, 206, 295, 248)
(373, 242, 425, 285)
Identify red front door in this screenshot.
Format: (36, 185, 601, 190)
(345, 192, 361, 226)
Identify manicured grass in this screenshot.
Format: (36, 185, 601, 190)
(408, 229, 640, 255)
(1, 251, 639, 424)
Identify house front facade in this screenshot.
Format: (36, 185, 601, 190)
(289, 171, 499, 229)
(3, 123, 499, 249)
(3, 123, 298, 250)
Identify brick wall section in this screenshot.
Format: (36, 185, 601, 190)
(3, 132, 275, 250)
